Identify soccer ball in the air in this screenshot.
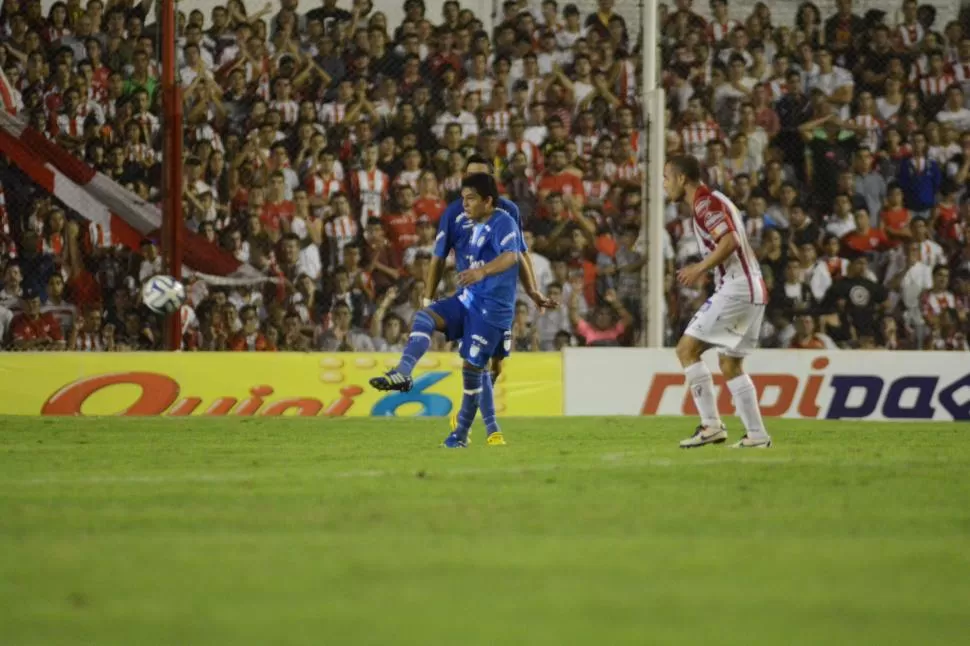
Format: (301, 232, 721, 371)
(142, 275, 187, 315)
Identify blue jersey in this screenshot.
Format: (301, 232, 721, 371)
(458, 209, 521, 330)
(433, 196, 526, 271)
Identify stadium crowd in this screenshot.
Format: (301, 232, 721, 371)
(0, 0, 967, 352)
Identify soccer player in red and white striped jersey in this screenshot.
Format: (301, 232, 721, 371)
(663, 155, 772, 449)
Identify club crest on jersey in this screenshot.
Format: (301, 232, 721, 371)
(469, 344, 481, 358)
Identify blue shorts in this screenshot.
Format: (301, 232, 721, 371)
(428, 296, 511, 368)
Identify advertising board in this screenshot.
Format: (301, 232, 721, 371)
(564, 349, 970, 421)
(0, 353, 563, 417)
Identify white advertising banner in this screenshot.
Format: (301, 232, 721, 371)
(563, 349, 970, 422)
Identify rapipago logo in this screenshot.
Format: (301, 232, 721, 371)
(640, 358, 970, 420)
(41, 371, 455, 418)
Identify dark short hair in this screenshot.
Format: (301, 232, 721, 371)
(461, 173, 499, 204)
(464, 153, 493, 173)
(666, 155, 702, 182)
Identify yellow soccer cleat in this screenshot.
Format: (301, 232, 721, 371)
(486, 432, 506, 446)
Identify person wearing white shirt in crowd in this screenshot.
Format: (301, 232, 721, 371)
(810, 48, 854, 120)
(40, 273, 77, 339)
(825, 194, 857, 239)
(138, 239, 163, 283)
(432, 88, 479, 141)
(799, 243, 834, 304)
(535, 282, 572, 351)
(0, 303, 11, 345)
(713, 54, 755, 118)
(935, 85, 970, 132)
(523, 101, 549, 147)
(0, 264, 23, 312)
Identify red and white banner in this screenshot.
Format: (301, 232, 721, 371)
(0, 111, 267, 283)
(563, 348, 970, 422)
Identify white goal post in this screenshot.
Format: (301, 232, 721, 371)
(641, 1, 665, 348)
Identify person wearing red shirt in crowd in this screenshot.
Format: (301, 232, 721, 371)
(10, 288, 65, 350)
(261, 171, 295, 242)
(880, 184, 912, 243)
(788, 314, 832, 349)
(362, 219, 401, 294)
(228, 305, 275, 351)
(537, 147, 585, 209)
(931, 180, 960, 242)
(413, 170, 447, 224)
(383, 183, 419, 257)
(843, 209, 890, 254)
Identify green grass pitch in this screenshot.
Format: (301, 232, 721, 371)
(1, 416, 969, 645)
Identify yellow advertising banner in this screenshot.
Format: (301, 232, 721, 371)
(0, 353, 563, 417)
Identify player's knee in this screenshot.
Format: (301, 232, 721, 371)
(490, 358, 503, 381)
(676, 336, 703, 366)
(462, 361, 483, 372)
(718, 354, 744, 380)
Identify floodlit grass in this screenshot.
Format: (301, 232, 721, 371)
(1, 416, 968, 646)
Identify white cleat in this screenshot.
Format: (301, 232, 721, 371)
(730, 434, 773, 449)
(679, 423, 728, 448)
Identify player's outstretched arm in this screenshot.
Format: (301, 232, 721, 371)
(519, 252, 558, 309)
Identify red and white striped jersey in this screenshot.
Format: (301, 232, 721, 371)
(53, 113, 85, 138)
(897, 22, 925, 50)
(583, 178, 610, 205)
(350, 168, 389, 225)
(574, 134, 598, 159)
(680, 120, 721, 160)
(305, 174, 343, 202)
(850, 114, 885, 152)
(270, 99, 299, 125)
(483, 109, 512, 140)
(919, 73, 955, 97)
(318, 101, 348, 126)
(951, 61, 970, 85)
(707, 20, 739, 45)
(921, 290, 956, 318)
(908, 56, 930, 82)
(502, 139, 543, 171)
(614, 159, 641, 183)
(627, 130, 642, 156)
(691, 184, 767, 304)
(613, 60, 637, 103)
(73, 330, 105, 352)
(126, 143, 156, 165)
(324, 214, 359, 265)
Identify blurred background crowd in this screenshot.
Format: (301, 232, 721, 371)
(0, 0, 967, 352)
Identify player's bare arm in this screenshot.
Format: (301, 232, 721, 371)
(677, 232, 738, 286)
(457, 251, 518, 287)
(519, 252, 558, 309)
(423, 255, 446, 306)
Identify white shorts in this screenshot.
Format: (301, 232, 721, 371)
(685, 291, 765, 357)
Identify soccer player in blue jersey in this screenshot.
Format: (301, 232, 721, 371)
(434, 173, 520, 447)
(370, 156, 554, 445)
